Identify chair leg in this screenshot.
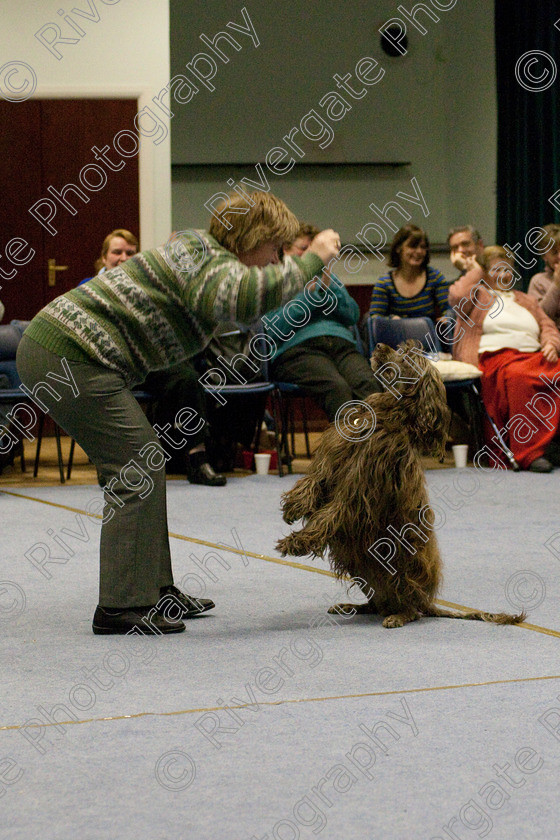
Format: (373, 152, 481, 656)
(275, 392, 291, 472)
(282, 397, 294, 473)
(251, 403, 267, 455)
(300, 397, 311, 459)
(54, 425, 65, 484)
(289, 400, 296, 459)
(465, 383, 519, 469)
(271, 389, 286, 477)
(67, 438, 76, 480)
(33, 413, 45, 478)
(482, 408, 519, 471)
(283, 395, 312, 460)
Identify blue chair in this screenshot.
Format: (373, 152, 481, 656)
(367, 315, 440, 354)
(0, 320, 69, 480)
(0, 367, 27, 475)
(199, 327, 288, 476)
(271, 380, 313, 462)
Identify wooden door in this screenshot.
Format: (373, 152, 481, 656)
(0, 98, 140, 322)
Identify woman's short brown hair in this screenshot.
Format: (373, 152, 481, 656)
(388, 224, 430, 269)
(95, 228, 139, 272)
(297, 222, 321, 240)
(208, 192, 299, 254)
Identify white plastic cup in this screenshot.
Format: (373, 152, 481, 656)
(452, 444, 469, 468)
(254, 453, 271, 475)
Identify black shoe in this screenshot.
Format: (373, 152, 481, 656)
(92, 605, 185, 635)
(160, 585, 216, 618)
(186, 452, 227, 486)
(528, 457, 553, 473)
(545, 441, 560, 467)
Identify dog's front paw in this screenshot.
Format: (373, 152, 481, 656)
(276, 534, 306, 557)
(275, 536, 291, 556)
(281, 501, 307, 525)
(276, 532, 315, 558)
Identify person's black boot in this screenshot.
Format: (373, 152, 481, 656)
(186, 450, 227, 486)
(545, 440, 560, 467)
(528, 456, 553, 473)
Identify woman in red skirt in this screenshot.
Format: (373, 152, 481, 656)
(449, 246, 560, 472)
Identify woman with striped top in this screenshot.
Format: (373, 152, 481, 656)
(369, 224, 450, 322)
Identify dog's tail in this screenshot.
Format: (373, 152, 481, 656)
(423, 606, 526, 625)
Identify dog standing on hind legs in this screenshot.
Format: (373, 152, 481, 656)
(276, 342, 525, 629)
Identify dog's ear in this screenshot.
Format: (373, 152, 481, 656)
(369, 342, 399, 372)
(371, 340, 431, 398)
(409, 362, 450, 458)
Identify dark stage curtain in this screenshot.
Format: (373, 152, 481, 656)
(495, 2, 560, 280)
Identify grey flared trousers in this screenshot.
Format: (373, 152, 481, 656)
(16, 335, 174, 608)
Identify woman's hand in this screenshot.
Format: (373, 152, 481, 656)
(308, 230, 341, 265)
(541, 341, 558, 363)
(451, 253, 481, 273)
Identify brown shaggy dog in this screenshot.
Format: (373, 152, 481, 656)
(276, 342, 525, 629)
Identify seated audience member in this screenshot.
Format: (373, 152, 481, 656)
(449, 245, 560, 473)
(0, 298, 4, 322)
(447, 225, 484, 279)
(83, 230, 226, 485)
(80, 229, 139, 282)
(527, 224, 560, 327)
(266, 223, 383, 423)
(369, 224, 449, 322)
(144, 359, 227, 486)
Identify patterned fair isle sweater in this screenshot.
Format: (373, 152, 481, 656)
(25, 230, 324, 385)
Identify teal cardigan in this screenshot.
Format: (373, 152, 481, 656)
(263, 274, 359, 361)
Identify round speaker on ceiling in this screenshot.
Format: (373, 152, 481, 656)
(380, 26, 408, 57)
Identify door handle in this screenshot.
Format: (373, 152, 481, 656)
(47, 258, 69, 287)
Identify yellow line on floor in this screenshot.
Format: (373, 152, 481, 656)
(0, 489, 102, 515)
(2, 673, 560, 733)
(2, 489, 559, 637)
(0, 489, 333, 577)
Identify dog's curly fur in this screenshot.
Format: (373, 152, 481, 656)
(276, 342, 525, 629)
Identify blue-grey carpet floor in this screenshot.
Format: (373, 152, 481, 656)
(1, 470, 559, 840)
